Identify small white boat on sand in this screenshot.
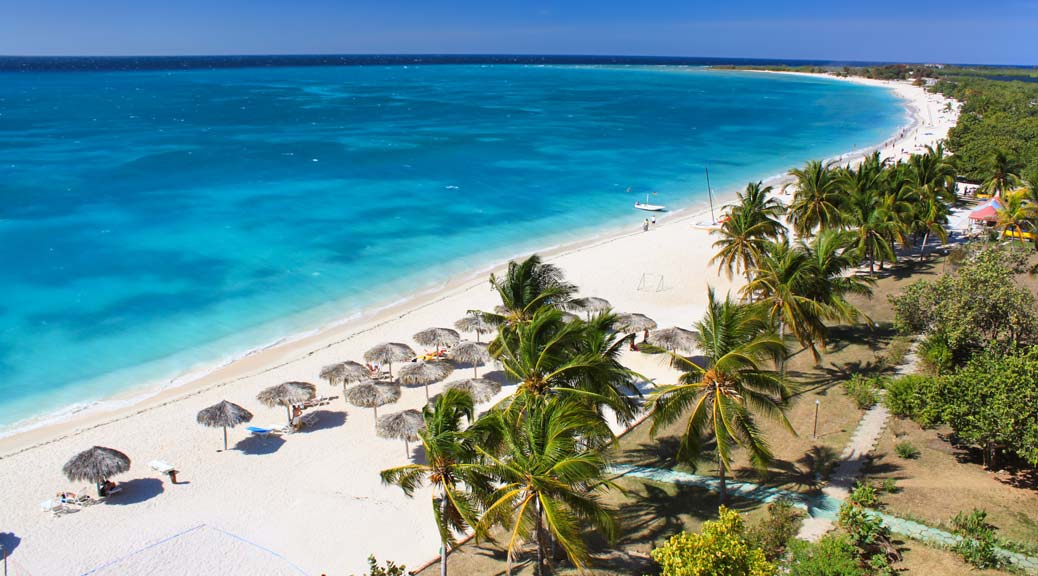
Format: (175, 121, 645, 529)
(634, 193, 666, 212)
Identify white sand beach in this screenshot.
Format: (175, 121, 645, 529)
(0, 75, 958, 576)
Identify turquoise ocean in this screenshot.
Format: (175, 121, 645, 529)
(0, 61, 905, 432)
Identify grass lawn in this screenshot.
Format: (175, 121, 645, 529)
(865, 416, 1038, 551)
(895, 536, 1013, 576)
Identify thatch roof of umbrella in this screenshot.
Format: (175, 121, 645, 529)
(197, 400, 254, 451)
(444, 377, 502, 403)
(454, 312, 496, 340)
(413, 327, 461, 348)
(647, 326, 699, 353)
(398, 361, 453, 400)
(197, 400, 253, 428)
(363, 343, 415, 374)
(345, 382, 401, 423)
(63, 446, 130, 485)
(319, 361, 370, 386)
(257, 381, 317, 408)
(560, 311, 580, 324)
(448, 340, 490, 377)
(257, 381, 317, 425)
(616, 312, 658, 332)
(364, 342, 415, 363)
(568, 296, 612, 313)
(377, 409, 425, 455)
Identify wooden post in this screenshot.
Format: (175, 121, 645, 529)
(813, 400, 820, 439)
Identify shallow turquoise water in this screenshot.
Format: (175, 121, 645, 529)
(0, 65, 903, 430)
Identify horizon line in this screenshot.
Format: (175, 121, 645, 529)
(0, 53, 1032, 69)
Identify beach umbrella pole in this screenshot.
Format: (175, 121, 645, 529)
(223, 426, 228, 451)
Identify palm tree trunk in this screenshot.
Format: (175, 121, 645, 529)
(718, 450, 727, 505)
(535, 499, 546, 576)
(745, 269, 753, 303)
(920, 230, 930, 260)
(440, 540, 448, 576)
(778, 320, 787, 378)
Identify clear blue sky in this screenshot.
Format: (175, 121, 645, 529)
(1, 0, 1033, 65)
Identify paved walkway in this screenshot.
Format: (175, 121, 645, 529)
(797, 345, 923, 541)
(609, 464, 1038, 573)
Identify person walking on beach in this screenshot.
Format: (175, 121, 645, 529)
(651, 215, 656, 226)
(642, 219, 649, 232)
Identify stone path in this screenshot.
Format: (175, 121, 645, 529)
(609, 464, 1038, 573)
(797, 345, 922, 541)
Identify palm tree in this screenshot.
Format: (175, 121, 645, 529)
(490, 307, 640, 428)
(786, 160, 843, 237)
(743, 240, 828, 366)
(475, 397, 617, 576)
(906, 146, 955, 258)
(799, 230, 875, 325)
(710, 182, 787, 291)
(979, 150, 1023, 197)
(996, 192, 1032, 245)
(647, 288, 791, 504)
(913, 193, 951, 259)
(738, 180, 787, 224)
(380, 389, 489, 576)
(478, 254, 576, 327)
(839, 161, 907, 274)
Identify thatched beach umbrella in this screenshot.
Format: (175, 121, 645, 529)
(616, 312, 658, 342)
(647, 326, 698, 353)
(257, 381, 317, 425)
(376, 409, 425, 456)
(63, 446, 131, 496)
(363, 342, 415, 377)
(345, 382, 401, 426)
(197, 400, 254, 451)
(413, 327, 461, 349)
(568, 296, 612, 314)
(444, 377, 502, 404)
(398, 361, 453, 400)
(454, 312, 495, 342)
(320, 360, 371, 399)
(448, 340, 490, 378)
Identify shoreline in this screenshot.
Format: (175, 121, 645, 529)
(0, 72, 945, 457)
(0, 73, 961, 576)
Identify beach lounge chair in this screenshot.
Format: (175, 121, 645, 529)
(247, 424, 288, 437)
(301, 412, 319, 427)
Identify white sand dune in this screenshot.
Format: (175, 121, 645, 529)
(0, 76, 957, 576)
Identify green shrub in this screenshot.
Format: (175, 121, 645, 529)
(951, 509, 1004, 569)
(786, 534, 865, 576)
(880, 478, 898, 493)
(745, 499, 804, 561)
(920, 332, 954, 375)
(350, 556, 411, 576)
(848, 481, 878, 507)
(894, 441, 920, 459)
(883, 335, 913, 369)
(867, 553, 896, 576)
(838, 503, 887, 547)
(843, 377, 878, 410)
(650, 506, 776, 576)
(883, 375, 925, 417)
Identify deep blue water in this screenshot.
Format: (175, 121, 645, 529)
(0, 63, 904, 430)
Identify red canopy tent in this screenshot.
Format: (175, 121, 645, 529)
(968, 198, 1004, 223)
